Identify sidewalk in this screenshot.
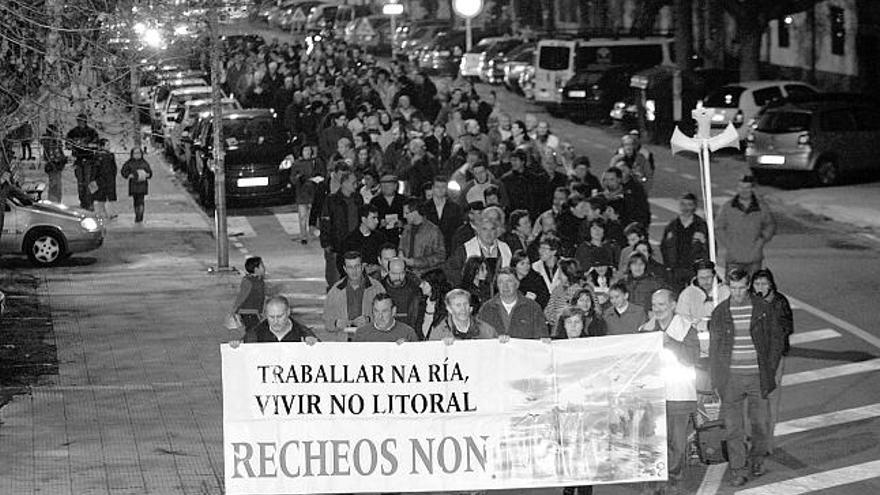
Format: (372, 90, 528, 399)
(767, 182, 880, 233)
(0, 143, 239, 494)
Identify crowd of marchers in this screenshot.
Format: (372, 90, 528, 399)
(227, 34, 791, 494)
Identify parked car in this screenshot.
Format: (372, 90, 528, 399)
(1, 186, 104, 267)
(150, 78, 209, 141)
(501, 43, 535, 92)
(395, 20, 451, 54)
(419, 30, 469, 76)
(745, 96, 880, 186)
(167, 97, 241, 170)
(459, 37, 517, 80)
(191, 109, 298, 207)
(702, 80, 818, 142)
(481, 39, 528, 84)
(520, 64, 536, 100)
(158, 86, 215, 147)
(560, 64, 640, 123)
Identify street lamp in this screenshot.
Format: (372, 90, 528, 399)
(141, 28, 164, 49)
(452, 0, 483, 52)
(382, 1, 404, 60)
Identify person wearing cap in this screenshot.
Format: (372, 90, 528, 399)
(370, 173, 406, 246)
(661, 192, 710, 292)
(716, 175, 776, 276)
(66, 113, 99, 210)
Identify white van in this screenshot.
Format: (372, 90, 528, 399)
(534, 37, 673, 107)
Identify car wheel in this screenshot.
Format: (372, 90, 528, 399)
(25, 229, 65, 267)
(750, 169, 773, 186)
(813, 159, 839, 187)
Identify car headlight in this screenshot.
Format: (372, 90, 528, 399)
(81, 217, 99, 232)
(279, 154, 294, 170)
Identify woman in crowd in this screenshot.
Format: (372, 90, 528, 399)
(569, 288, 607, 337)
(418, 268, 451, 340)
(291, 144, 323, 245)
(512, 249, 550, 308)
(459, 256, 492, 310)
(544, 258, 584, 329)
(619, 252, 666, 311)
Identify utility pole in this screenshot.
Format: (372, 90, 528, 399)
(209, 0, 229, 269)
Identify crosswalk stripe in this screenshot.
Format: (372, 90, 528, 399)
(775, 403, 880, 437)
(696, 463, 728, 495)
(735, 459, 880, 495)
(782, 358, 880, 387)
(789, 328, 841, 346)
(274, 212, 302, 236)
(106, 212, 210, 231)
(226, 216, 256, 237)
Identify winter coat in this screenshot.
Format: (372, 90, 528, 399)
(429, 316, 497, 341)
(319, 191, 363, 252)
(95, 150, 118, 201)
(621, 273, 666, 311)
(709, 295, 785, 398)
(716, 194, 776, 264)
(517, 269, 551, 309)
(398, 219, 446, 275)
(322, 276, 386, 342)
(120, 158, 153, 196)
(477, 294, 549, 340)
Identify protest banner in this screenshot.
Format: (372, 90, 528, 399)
(222, 333, 668, 494)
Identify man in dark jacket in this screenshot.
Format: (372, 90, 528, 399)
(660, 192, 709, 292)
(499, 149, 531, 213)
(241, 296, 318, 344)
(709, 268, 785, 488)
(382, 258, 424, 339)
(423, 175, 464, 255)
(320, 171, 363, 287)
(342, 204, 387, 275)
(477, 268, 548, 339)
(66, 113, 99, 210)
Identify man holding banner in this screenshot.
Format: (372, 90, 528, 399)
(353, 293, 419, 344)
(239, 296, 317, 345)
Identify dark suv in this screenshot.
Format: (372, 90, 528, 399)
(191, 109, 297, 207)
(560, 64, 638, 123)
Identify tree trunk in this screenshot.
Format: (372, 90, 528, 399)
(674, 0, 693, 71)
(738, 15, 765, 81)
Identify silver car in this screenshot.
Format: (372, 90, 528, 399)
(1, 186, 104, 266)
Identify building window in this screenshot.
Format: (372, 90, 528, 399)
(830, 6, 845, 55)
(778, 16, 790, 48)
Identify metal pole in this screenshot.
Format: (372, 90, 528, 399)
(466, 17, 473, 52)
(390, 14, 397, 60)
(210, 0, 229, 268)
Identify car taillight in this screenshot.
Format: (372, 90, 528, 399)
(733, 110, 744, 127)
(797, 133, 810, 145)
(746, 133, 755, 143)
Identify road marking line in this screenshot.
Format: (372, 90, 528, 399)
(274, 212, 302, 235)
(775, 403, 880, 437)
(680, 172, 698, 180)
(696, 463, 728, 495)
(782, 358, 880, 387)
(268, 277, 326, 283)
(650, 221, 667, 227)
(787, 295, 880, 350)
(280, 292, 326, 301)
(663, 166, 677, 173)
(735, 459, 880, 495)
(858, 232, 879, 243)
(789, 328, 841, 346)
(227, 216, 257, 237)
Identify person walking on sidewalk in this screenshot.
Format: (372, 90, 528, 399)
(230, 257, 267, 331)
(66, 113, 99, 211)
(120, 148, 153, 224)
(716, 175, 776, 276)
(93, 139, 118, 220)
(708, 268, 785, 488)
(39, 124, 67, 204)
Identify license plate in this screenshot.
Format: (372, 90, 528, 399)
(711, 113, 725, 122)
(568, 90, 587, 98)
(758, 155, 785, 165)
(237, 177, 269, 187)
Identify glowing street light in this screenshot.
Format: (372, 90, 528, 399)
(452, 0, 483, 52)
(142, 28, 164, 49)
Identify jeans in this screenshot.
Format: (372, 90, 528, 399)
(722, 373, 769, 477)
(667, 400, 696, 480)
(765, 356, 786, 454)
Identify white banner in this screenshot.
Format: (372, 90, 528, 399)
(222, 334, 667, 494)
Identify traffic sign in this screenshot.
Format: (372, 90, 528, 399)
(383, 3, 404, 16)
